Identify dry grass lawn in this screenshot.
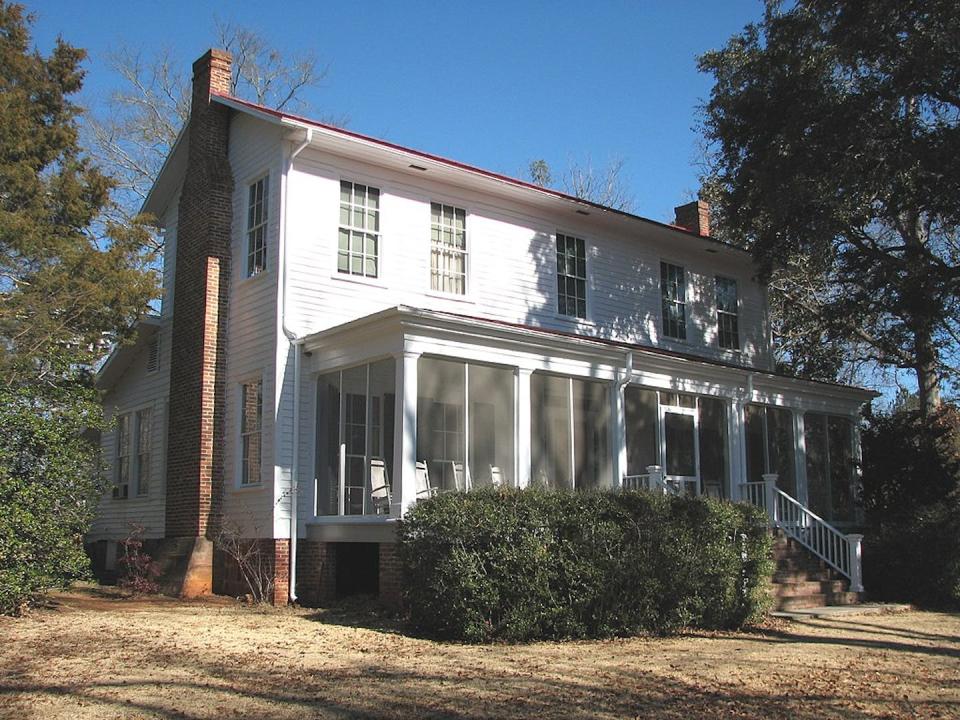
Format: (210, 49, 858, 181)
(0, 585, 958, 719)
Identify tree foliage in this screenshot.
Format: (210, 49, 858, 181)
(0, 383, 108, 614)
(88, 20, 332, 223)
(0, 1, 158, 386)
(860, 403, 960, 607)
(699, 0, 960, 414)
(526, 156, 634, 211)
(0, 2, 158, 612)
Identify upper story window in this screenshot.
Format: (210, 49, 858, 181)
(240, 380, 263, 486)
(430, 203, 467, 294)
(716, 276, 740, 350)
(338, 180, 380, 278)
(557, 233, 587, 319)
(660, 262, 687, 340)
(246, 175, 269, 277)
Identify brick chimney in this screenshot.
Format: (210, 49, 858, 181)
(673, 199, 711, 237)
(164, 49, 234, 594)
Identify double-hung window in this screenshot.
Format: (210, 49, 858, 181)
(715, 276, 740, 350)
(113, 409, 153, 498)
(557, 233, 587, 319)
(240, 380, 263, 486)
(338, 180, 380, 278)
(246, 175, 269, 276)
(430, 203, 467, 294)
(135, 408, 152, 495)
(114, 414, 131, 499)
(660, 262, 687, 340)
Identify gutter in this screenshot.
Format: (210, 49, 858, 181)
(279, 126, 313, 603)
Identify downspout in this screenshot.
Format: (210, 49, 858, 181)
(280, 126, 313, 603)
(618, 350, 634, 390)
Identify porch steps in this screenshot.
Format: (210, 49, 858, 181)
(771, 533, 861, 611)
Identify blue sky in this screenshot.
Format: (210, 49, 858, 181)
(27, 0, 766, 225)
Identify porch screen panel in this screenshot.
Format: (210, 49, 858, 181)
(531, 373, 572, 489)
(804, 412, 829, 517)
(468, 364, 514, 487)
(342, 366, 367, 515)
(573, 379, 610, 490)
(315, 372, 341, 516)
(698, 397, 727, 498)
(827, 416, 854, 522)
(417, 358, 465, 492)
(744, 404, 766, 483)
(367, 358, 396, 511)
(624, 386, 658, 475)
(767, 408, 796, 497)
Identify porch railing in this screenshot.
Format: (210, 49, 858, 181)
(623, 465, 664, 493)
(622, 466, 692, 496)
(739, 474, 863, 593)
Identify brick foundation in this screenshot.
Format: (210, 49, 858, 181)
(294, 540, 400, 608)
(295, 540, 337, 606)
(213, 538, 290, 604)
(378, 543, 402, 608)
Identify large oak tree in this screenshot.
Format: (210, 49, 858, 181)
(699, 0, 960, 416)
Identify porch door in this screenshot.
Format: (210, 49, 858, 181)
(660, 404, 700, 495)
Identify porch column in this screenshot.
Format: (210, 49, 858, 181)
(792, 409, 808, 505)
(393, 351, 420, 516)
(729, 398, 747, 501)
(851, 415, 864, 525)
(515, 368, 533, 488)
(611, 380, 626, 488)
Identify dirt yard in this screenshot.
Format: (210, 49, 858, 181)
(0, 586, 957, 719)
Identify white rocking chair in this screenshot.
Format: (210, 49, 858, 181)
(370, 459, 391, 514)
(415, 461, 436, 500)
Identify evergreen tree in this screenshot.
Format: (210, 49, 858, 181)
(700, 0, 960, 415)
(0, 2, 158, 612)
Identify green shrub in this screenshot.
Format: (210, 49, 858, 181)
(398, 488, 772, 642)
(861, 404, 960, 609)
(0, 384, 106, 615)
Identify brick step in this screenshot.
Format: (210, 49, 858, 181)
(773, 570, 837, 584)
(773, 579, 848, 597)
(776, 594, 831, 611)
(774, 556, 834, 572)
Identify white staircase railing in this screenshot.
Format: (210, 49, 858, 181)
(739, 473, 863, 593)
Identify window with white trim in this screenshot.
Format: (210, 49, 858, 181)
(660, 262, 687, 340)
(430, 203, 467, 294)
(112, 408, 154, 499)
(557, 233, 587, 319)
(338, 180, 380, 278)
(114, 414, 131, 499)
(715, 276, 740, 350)
(246, 175, 269, 276)
(135, 408, 152, 496)
(240, 380, 262, 486)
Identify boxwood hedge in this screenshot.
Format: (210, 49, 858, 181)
(397, 488, 772, 642)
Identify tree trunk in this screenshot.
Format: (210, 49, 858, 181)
(913, 324, 941, 419)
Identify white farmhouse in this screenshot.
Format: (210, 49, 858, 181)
(90, 49, 875, 608)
